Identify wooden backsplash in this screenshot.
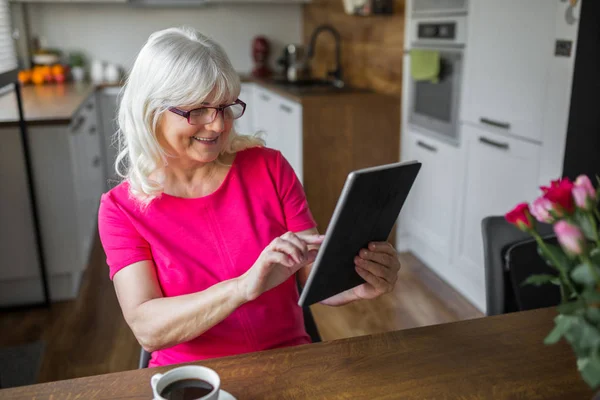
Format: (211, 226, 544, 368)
(303, 0, 406, 96)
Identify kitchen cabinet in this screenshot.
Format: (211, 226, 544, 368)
(252, 85, 303, 182)
(463, 0, 557, 142)
(454, 123, 541, 309)
(0, 92, 105, 305)
(402, 128, 461, 271)
(0, 128, 41, 282)
(248, 81, 399, 235)
(235, 83, 255, 136)
(68, 94, 105, 267)
(272, 96, 302, 183)
(97, 87, 120, 189)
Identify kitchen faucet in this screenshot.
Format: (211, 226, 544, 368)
(306, 24, 343, 87)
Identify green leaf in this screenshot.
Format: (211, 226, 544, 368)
(580, 320, 600, 350)
(586, 308, 600, 324)
(545, 315, 576, 344)
(521, 274, 560, 287)
(558, 300, 586, 315)
(591, 248, 600, 265)
(573, 211, 596, 241)
(578, 356, 600, 389)
(583, 290, 600, 303)
(572, 263, 600, 286)
(540, 243, 573, 273)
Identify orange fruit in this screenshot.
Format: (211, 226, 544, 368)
(40, 66, 52, 82)
(18, 70, 31, 84)
(31, 70, 45, 85)
(51, 64, 64, 76)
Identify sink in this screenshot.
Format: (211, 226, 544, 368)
(267, 78, 360, 94)
(270, 78, 338, 88)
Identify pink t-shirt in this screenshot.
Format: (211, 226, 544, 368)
(98, 146, 317, 367)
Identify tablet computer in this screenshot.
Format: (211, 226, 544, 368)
(298, 160, 421, 307)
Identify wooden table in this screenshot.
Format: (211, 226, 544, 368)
(0, 307, 593, 399)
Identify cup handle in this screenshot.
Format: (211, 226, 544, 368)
(151, 373, 163, 389)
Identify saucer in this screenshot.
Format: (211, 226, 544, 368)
(219, 389, 236, 400)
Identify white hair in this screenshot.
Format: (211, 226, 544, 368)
(115, 27, 264, 205)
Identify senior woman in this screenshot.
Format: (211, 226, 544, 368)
(98, 27, 402, 368)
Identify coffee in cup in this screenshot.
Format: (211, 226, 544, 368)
(151, 365, 221, 400)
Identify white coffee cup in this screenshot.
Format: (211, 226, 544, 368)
(150, 365, 221, 400)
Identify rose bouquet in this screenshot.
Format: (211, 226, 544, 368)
(505, 175, 600, 389)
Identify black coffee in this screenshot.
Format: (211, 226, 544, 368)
(160, 378, 214, 400)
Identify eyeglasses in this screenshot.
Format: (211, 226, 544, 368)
(168, 99, 246, 125)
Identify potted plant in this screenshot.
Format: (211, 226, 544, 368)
(505, 175, 600, 389)
(69, 52, 86, 83)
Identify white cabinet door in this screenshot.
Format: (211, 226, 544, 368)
(0, 127, 41, 280)
(463, 0, 557, 142)
(97, 88, 120, 189)
(456, 124, 541, 310)
(69, 96, 104, 268)
(275, 97, 303, 183)
(252, 86, 276, 139)
(235, 83, 255, 135)
(253, 87, 303, 183)
(403, 129, 460, 266)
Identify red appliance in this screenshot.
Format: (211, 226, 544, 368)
(251, 36, 272, 78)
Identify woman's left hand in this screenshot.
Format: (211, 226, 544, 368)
(321, 241, 401, 306)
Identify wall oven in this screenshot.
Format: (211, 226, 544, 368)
(407, 15, 466, 146)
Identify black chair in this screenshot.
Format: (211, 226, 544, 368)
(505, 237, 562, 311)
(481, 216, 555, 316)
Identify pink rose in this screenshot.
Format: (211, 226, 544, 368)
(572, 175, 597, 211)
(554, 220, 586, 256)
(530, 196, 554, 224)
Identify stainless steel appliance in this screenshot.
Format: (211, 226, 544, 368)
(277, 44, 309, 82)
(407, 14, 466, 145)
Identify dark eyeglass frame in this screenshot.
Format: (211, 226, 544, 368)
(168, 99, 247, 125)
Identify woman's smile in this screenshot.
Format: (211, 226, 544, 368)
(191, 134, 220, 145)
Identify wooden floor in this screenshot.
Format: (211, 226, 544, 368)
(0, 236, 483, 384)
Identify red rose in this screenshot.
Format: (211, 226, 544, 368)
(505, 203, 534, 231)
(541, 178, 575, 216)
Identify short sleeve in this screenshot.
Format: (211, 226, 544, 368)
(98, 193, 153, 280)
(274, 151, 317, 232)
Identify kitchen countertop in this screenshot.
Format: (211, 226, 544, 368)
(241, 74, 371, 104)
(0, 75, 379, 127)
(0, 83, 97, 127)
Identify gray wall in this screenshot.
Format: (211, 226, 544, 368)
(25, 2, 303, 73)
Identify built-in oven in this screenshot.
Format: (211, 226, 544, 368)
(407, 15, 466, 146)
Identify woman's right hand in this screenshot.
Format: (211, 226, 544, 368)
(238, 231, 325, 302)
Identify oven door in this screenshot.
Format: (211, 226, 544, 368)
(408, 48, 462, 145)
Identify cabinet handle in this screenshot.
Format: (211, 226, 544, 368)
(417, 140, 437, 153)
(480, 117, 510, 130)
(92, 156, 101, 167)
(71, 116, 85, 133)
(280, 104, 293, 114)
(260, 93, 271, 102)
(479, 136, 509, 150)
(89, 125, 96, 135)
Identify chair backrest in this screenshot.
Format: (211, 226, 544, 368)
(139, 348, 151, 369)
(505, 236, 562, 311)
(481, 216, 553, 316)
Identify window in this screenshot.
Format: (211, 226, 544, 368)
(0, 0, 17, 76)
